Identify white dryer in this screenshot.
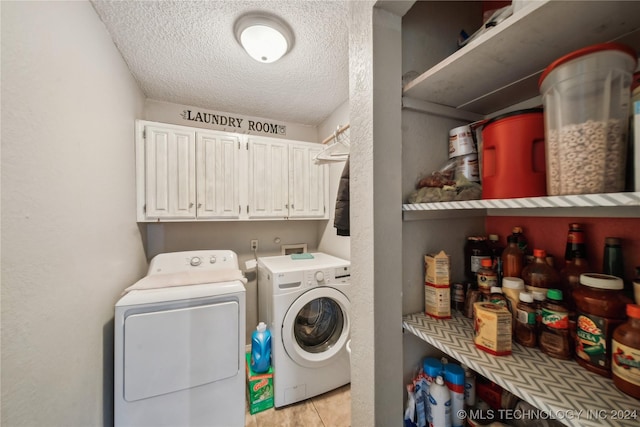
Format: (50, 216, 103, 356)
(114, 250, 246, 427)
(257, 253, 350, 408)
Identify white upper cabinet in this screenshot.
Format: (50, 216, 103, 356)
(143, 125, 196, 220)
(196, 131, 240, 219)
(247, 136, 327, 219)
(288, 143, 326, 218)
(136, 120, 328, 222)
(247, 136, 289, 218)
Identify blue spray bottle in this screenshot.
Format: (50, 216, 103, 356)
(250, 322, 272, 373)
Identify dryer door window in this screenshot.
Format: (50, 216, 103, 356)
(282, 287, 350, 368)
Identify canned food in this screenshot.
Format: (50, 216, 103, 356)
(449, 125, 476, 158)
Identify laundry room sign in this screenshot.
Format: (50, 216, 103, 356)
(180, 109, 287, 135)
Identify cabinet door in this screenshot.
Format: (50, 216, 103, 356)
(288, 143, 327, 218)
(144, 125, 196, 219)
(196, 131, 240, 219)
(247, 137, 288, 218)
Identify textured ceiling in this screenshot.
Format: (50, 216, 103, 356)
(90, 0, 349, 126)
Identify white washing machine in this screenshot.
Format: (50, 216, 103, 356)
(257, 252, 351, 408)
(114, 250, 246, 427)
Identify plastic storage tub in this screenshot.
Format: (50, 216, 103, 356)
(539, 42, 637, 196)
(481, 108, 546, 199)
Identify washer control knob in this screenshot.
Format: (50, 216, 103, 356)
(210, 256, 216, 264)
(314, 271, 325, 282)
(190, 256, 202, 266)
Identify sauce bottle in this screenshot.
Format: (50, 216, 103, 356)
(574, 273, 632, 377)
(612, 304, 640, 399)
(522, 249, 559, 296)
(501, 235, 524, 279)
(515, 292, 537, 348)
(477, 258, 497, 297)
(564, 223, 587, 264)
(539, 289, 572, 360)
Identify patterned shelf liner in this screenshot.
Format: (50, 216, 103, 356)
(402, 192, 640, 211)
(403, 312, 640, 427)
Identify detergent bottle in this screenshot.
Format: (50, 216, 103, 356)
(250, 322, 271, 373)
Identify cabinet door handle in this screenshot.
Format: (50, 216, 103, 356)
(197, 203, 202, 208)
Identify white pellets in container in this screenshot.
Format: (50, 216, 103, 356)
(539, 43, 637, 196)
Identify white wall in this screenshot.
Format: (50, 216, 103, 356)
(1, 2, 147, 426)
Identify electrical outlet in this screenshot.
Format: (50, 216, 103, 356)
(250, 239, 258, 251)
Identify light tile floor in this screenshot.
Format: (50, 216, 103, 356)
(245, 384, 351, 427)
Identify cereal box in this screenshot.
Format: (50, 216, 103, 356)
(473, 302, 512, 355)
(245, 352, 274, 414)
(425, 282, 451, 319)
(424, 251, 451, 285)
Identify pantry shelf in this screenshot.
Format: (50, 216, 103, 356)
(402, 192, 640, 220)
(402, 0, 640, 116)
(403, 312, 639, 427)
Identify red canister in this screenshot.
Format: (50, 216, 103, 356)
(481, 108, 546, 199)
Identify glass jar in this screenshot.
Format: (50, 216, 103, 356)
(515, 292, 537, 348)
(612, 304, 640, 399)
(477, 258, 497, 296)
(539, 289, 572, 360)
(465, 236, 490, 282)
(574, 273, 632, 377)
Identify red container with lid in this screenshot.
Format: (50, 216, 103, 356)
(481, 108, 546, 199)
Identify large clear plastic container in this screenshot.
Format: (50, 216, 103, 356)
(539, 43, 637, 195)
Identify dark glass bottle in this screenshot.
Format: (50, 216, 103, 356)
(603, 237, 624, 279)
(564, 223, 587, 263)
(501, 235, 524, 279)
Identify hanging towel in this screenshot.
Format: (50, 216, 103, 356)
(334, 158, 350, 236)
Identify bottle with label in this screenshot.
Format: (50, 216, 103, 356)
(250, 322, 272, 373)
(522, 249, 560, 296)
(539, 289, 572, 360)
(612, 304, 640, 399)
(574, 273, 632, 377)
(564, 223, 587, 263)
(501, 235, 524, 279)
(477, 258, 498, 296)
(515, 292, 537, 348)
(428, 375, 452, 427)
(465, 236, 490, 282)
(602, 237, 631, 299)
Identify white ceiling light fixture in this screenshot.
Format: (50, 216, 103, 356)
(234, 13, 294, 64)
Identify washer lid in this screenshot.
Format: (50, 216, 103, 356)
(116, 280, 245, 307)
(258, 252, 349, 274)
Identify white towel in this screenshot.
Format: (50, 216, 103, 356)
(123, 269, 247, 295)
